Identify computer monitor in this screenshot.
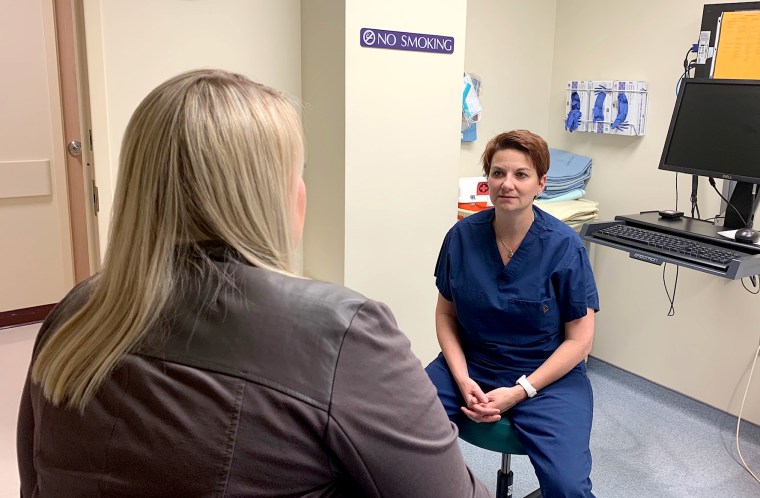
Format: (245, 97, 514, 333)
(659, 78, 760, 228)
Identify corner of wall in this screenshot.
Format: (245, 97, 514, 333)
(81, 0, 114, 256)
(301, 0, 346, 284)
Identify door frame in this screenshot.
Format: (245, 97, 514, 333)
(55, 0, 100, 282)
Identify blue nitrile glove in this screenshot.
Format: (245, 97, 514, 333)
(565, 91, 582, 132)
(611, 93, 629, 130)
(592, 89, 607, 122)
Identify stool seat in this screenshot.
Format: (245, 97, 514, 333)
(457, 417, 541, 498)
(456, 417, 526, 455)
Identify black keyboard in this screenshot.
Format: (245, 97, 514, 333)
(594, 224, 744, 270)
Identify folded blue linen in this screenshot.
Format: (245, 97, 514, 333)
(536, 188, 585, 202)
(544, 178, 587, 190)
(547, 148, 592, 181)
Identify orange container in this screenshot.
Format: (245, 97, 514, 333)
(457, 177, 493, 219)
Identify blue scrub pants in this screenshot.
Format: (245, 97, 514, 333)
(426, 354, 595, 498)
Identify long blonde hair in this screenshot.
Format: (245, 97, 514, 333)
(33, 69, 304, 412)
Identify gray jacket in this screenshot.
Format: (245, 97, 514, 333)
(17, 252, 490, 497)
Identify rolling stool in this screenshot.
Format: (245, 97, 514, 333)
(457, 417, 542, 498)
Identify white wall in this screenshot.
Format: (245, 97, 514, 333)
(343, 0, 467, 362)
(460, 0, 557, 177)
(0, 325, 38, 495)
(547, 0, 760, 425)
(81, 0, 302, 252)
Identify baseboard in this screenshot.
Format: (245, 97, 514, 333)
(0, 303, 56, 330)
(588, 355, 760, 431)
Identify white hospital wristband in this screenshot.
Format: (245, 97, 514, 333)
(516, 375, 537, 398)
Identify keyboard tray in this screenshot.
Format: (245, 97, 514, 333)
(581, 212, 760, 280)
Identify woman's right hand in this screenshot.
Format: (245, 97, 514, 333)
(457, 377, 501, 423)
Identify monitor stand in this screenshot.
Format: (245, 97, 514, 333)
(723, 181, 757, 229)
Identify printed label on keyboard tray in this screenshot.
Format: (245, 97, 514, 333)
(630, 252, 663, 265)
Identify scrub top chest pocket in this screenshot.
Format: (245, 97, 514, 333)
(504, 297, 561, 347)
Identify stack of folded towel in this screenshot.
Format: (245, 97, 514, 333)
(534, 198, 599, 231)
(538, 148, 592, 202)
(534, 148, 598, 229)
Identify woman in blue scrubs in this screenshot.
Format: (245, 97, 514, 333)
(426, 130, 599, 498)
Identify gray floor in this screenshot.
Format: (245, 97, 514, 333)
(460, 357, 760, 497)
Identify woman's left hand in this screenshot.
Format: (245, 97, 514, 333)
(483, 386, 527, 413)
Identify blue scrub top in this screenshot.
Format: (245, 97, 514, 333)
(435, 206, 599, 372)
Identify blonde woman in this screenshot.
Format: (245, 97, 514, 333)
(17, 70, 490, 497)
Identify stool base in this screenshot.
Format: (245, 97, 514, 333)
(496, 462, 542, 498)
(496, 468, 514, 498)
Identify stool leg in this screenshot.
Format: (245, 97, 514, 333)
(496, 453, 513, 498)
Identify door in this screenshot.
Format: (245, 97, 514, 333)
(0, 0, 95, 324)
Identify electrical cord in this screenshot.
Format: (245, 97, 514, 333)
(735, 339, 760, 484)
(678, 45, 700, 219)
(675, 173, 679, 209)
(741, 277, 760, 294)
(708, 177, 748, 227)
(691, 195, 701, 219)
(675, 62, 697, 95)
(676, 46, 697, 96)
(661, 263, 679, 316)
(750, 184, 760, 222)
(675, 71, 689, 95)
(673, 42, 759, 482)
(683, 46, 697, 72)
(711, 178, 760, 295)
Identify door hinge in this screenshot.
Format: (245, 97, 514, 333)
(92, 180, 99, 214)
(88, 129, 93, 150)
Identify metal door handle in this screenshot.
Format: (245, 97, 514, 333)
(67, 140, 82, 156)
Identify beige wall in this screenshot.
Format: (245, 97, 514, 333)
(460, 0, 557, 177)
(0, 0, 74, 311)
(547, 0, 760, 425)
(301, 0, 346, 285)
(81, 0, 302, 251)
(341, 0, 467, 362)
(79, 0, 464, 362)
(9, 1, 752, 434)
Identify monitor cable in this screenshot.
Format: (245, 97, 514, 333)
(661, 263, 678, 316)
(735, 338, 760, 484)
(708, 177, 748, 228)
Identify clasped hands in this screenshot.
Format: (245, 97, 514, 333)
(457, 377, 527, 423)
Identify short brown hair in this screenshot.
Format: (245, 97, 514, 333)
(481, 129, 550, 178)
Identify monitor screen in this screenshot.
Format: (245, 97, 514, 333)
(659, 78, 760, 184)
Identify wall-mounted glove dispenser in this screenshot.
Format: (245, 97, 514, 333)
(565, 80, 648, 136)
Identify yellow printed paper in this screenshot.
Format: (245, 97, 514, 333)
(714, 11, 760, 79)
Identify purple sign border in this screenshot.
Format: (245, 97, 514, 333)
(360, 28, 454, 55)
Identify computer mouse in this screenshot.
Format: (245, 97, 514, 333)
(735, 228, 760, 244)
(658, 209, 683, 219)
